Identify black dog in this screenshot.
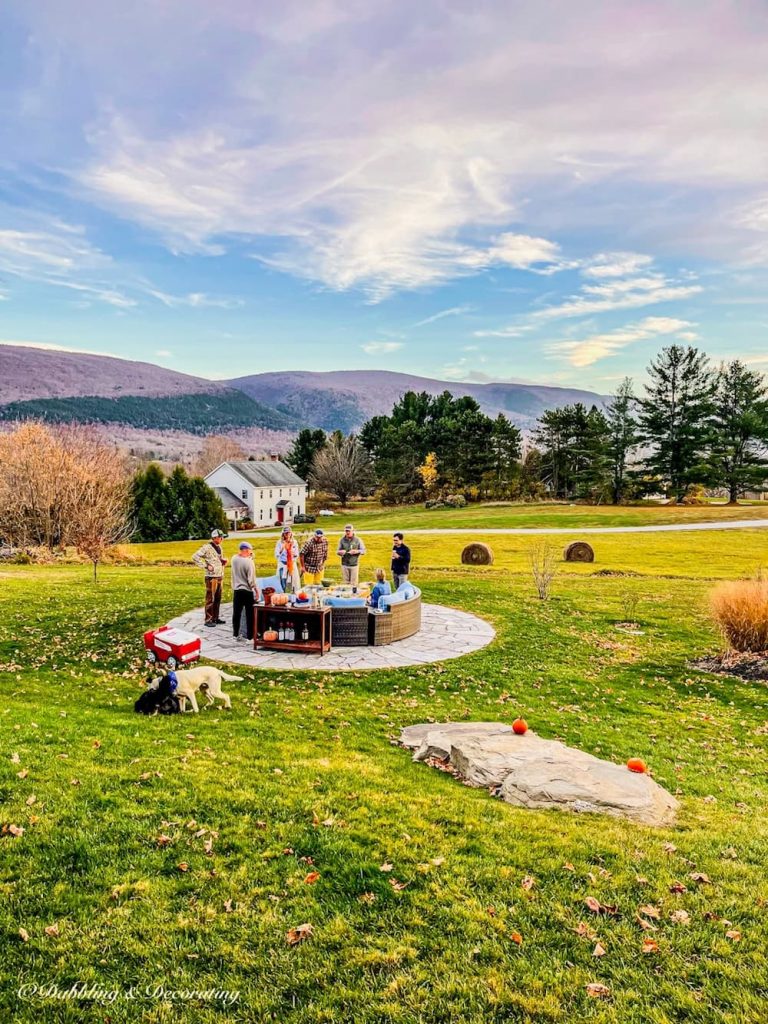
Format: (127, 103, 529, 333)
(134, 672, 181, 715)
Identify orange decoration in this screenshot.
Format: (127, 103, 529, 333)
(512, 718, 528, 735)
(627, 758, 647, 773)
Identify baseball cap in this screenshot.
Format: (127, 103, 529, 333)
(344, 523, 354, 530)
(239, 541, 253, 550)
(211, 529, 226, 539)
(314, 528, 324, 536)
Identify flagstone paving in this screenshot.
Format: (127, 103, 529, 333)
(166, 602, 495, 671)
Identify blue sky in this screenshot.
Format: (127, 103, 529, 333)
(1, 0, 768, 390)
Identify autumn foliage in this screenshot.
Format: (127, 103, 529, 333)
(710, 574, 768, 653)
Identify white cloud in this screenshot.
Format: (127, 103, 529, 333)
(581, 253, 655, 279)
(361, 340, 404, 354)
(548, 316, 696, 367)
(155, 349, 173, 357)
(148, 289, 244, 309)
(411, 305, 472, 328)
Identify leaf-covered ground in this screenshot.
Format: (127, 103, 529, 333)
(2, 530, 768, 1023)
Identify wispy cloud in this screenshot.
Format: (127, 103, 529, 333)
(361, 340, 404, 354)
(548, 316, 697, 367)
(148, 289, 244, 310)
(411, 305, 472, 328)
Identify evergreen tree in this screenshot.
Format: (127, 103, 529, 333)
(606, 378, 639, 504)
(285, 428, 327, 481)
(639, 345, 715, 502)
(533, 404, 610, 500)
(131, 464, 170, 542)
(708, 360, 768, 502)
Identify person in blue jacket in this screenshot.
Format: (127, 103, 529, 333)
(368, 568, 392, 608)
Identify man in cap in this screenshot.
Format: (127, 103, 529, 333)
(337, 523, 366, 587)
(230, 541, 260, 641)
(192, 528, 228, 628)
(299, 528, 329, 586)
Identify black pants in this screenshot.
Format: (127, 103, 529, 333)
(232, 589, 255, 639)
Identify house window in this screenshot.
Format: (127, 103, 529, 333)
(269, 508, 273, 519)
(279, 489, 283, 497)
(260, 509, 263, 520)
(241, 489, 248, 499)
(269, 489, 272, 498)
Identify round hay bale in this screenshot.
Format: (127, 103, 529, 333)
(461, 542, 494, 566)
(563, 541, 595, 563)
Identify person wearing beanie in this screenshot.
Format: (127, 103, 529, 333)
(299, 528, 328, 586)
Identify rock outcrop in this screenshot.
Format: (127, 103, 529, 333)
(401, 722, 679, 827)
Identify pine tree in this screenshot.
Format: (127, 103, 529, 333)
(131, 464, 169, 542)
(606, 378, 639, 504)
(708, 360, 768, 502)
(285, 429, 327, 481)
(639, 345, 715, 502)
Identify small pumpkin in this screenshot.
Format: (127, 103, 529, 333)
(272, 594, 290, 607)
(627, 758, 647, 774)
(263, 629, 279, 642)
(298, 591, 308, 601)
(512, 718, 528, 735)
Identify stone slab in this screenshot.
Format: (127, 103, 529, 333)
(400, 722, 679, 826)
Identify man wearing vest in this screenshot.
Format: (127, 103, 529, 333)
(192, 528, 228, 627)
(337, 523, 366, 587)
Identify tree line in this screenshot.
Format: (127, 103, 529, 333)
(286, 345, 768, 505)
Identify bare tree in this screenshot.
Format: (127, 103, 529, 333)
(309, 434, 373, 506)
(192, 435, 247, 477)
(528, 540, 557, 600)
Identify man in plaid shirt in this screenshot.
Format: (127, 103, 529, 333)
(300, 529, 329, 586)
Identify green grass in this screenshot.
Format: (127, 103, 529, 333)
(2, 529, 768, 1022)
(303, 499, 768, 531)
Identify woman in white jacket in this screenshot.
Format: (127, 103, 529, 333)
(274, 526, 301, 593)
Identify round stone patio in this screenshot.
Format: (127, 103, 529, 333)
(166, 602, 495, 671)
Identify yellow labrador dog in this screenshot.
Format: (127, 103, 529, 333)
(147, 665, 240, 713)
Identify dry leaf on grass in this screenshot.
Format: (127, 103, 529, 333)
(689, 872, 712, 885)
(641, 938, 660, 954)
(669, 881, 688, 894)
(286, 923, 313, 946)
(223, 899, 234, 913)
(44, 923, 59, 937)
(636, 916, 658, 932)
(177, 862, 189, 872)
(379, 862, 393, 873)
(584, 896, 618, 915)
(11, 753, 20, 764)
(663, 842, 677, 854)
(725, 929, 741, 941)
(156, 834, 172, 847)
(593, 941, 607, 957)
(638, 904, 661, 919)
(303, 872, 321, 885)
(389, 878, 408, 891)
(670, 910, 690, 924)
(17, 769, 28, 779)
(521, 876, 536, 891)
(574, 921, 598, 939)
(25, 795, 36, 806)
(585, 983, 611, 999)
(510, 931, 523, 945)
(18, 928, 29, 942)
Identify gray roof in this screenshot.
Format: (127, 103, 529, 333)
(224, 460, 306, 488)
(212, 486, 249, 510)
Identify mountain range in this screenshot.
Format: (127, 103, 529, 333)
(0, 344, 607, 457)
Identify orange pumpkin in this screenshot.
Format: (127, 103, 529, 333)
(627, 758, 647, 774)
(272, 594, 290, 607)
(298, 591, 308, 601)
(512, 718, 528, 735)
(263, 630, 279, 642)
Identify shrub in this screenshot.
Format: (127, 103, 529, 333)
(529, 541, 557, 601)
(710, 574, 768, 652)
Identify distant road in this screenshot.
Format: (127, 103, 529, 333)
(241, 519, 768, 539)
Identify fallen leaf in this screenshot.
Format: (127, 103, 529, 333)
(703, 795, 717, 804)
(25, 795, 36, 806)
(11, 753, 20, 764)
(563, 862, 575, 871)
(92, 740, 102, 749)
(574, 921, 597, 939)
(286, 922, 313, 946)
(358, 892, 376, 904)
(177, 862, 189, 872)
(689, 872, 712, 885)
(670, 910, 690, 925)
(585, 983, 611, 999)
(44, 923, 59, 937)
(17, 769, 28, 779)
(19, 928, 29, 942)
(669, 881, 688, 894)
(521, 876, 536, 891)
(641, 938, 660, 954)
(510, 931, 523, 945)
(430, 857, 445, 866)
(584, 896, 602, 914)
(593, 941, 607, 957)
(636, 916, 658, 931)
(303, 871, 321, 885)
(379, 862, 393, 873)
(635, 875, 649, 885)
(638, 904, 661, 919)
(725, 929, 741, 942)
(8, 824, 24, 837)
(389, 878, 408, 891)
(282, 847, 294, 856)
(223, 899, 234, 913)
(203, 838, 214, 856)
(663, 842, 677, 854)
(156, 834, 172, 847)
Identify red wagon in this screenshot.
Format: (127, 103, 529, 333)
(143, 625, 201, 671)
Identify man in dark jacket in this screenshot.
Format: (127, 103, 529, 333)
(391, 532, 411, 589)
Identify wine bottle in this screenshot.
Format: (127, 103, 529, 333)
(278, 623, 285, 641)
(301, 622, 309, 641)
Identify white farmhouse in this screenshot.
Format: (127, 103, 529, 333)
(204, 458, 308, 529)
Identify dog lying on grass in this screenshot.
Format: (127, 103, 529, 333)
(144, 665, 240, 713)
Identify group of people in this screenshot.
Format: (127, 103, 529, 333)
(191, 523, 412, 639)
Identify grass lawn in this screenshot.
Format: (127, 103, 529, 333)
(2, 528, 768, 1022)
(300, 500, 768, 532)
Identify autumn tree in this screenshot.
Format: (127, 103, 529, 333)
(192, 435, 247, 477)
(417, 452, 439, 497)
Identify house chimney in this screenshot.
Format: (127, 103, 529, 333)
(269, 451, 279, 462)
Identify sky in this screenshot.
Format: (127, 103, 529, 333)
(1, 0, 768, 391)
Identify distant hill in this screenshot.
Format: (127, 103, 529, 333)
(226, 370, 608, 432)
